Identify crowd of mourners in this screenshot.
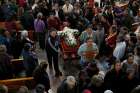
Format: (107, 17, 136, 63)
(0, 0, 140, 93)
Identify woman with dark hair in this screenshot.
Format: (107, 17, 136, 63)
(104, 61, 127, 93)
(33, 61, 50, 92)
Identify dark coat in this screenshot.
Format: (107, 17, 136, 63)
(33, 67, 50, 91)
(57, 79, 78, 93)
(104, 69, 127, 93)
(0, 52, 13, 80)
(45, 35, 60, 55)
(22, 50, 38, 76)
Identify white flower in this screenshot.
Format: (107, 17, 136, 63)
(57, 27, 79, 47)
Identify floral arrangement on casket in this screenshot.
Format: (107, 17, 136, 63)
(57, 27, 79, 47)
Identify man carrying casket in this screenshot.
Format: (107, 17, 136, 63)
(78, 37, 99, 67)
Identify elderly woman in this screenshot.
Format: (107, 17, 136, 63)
(0, 45, 13, 80)
(34, 12, 46, 50)
(57, 76, 77, 93)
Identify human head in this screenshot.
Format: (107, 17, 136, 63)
(135, 45, 140, 56)
(114, 60, 122, 72)
(86, 25, 93, 34)
(66, 76, 76, 89)
(49, 28, 57, 38)
(0, 85, 8, 93)
(86, 37, 93, 47)
(17, 86, 29, 93)
(65, 0, 69, 6)
(83, 89, 92, 93)
(104, 90, 113, 93)
(91, 74, 104, 87)
(39, 61, 48, 71)
(127, 53, 134, 64)
(35, 84, 45, 93)
(0, 45, 7, 53)
(21, 30, 28, 40)
(23, 43, 32, 51)
(37, 12, 43, 19)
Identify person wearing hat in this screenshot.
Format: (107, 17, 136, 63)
(45, 28, 62, 77)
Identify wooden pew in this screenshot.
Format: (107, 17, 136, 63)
(11, 59, 25, 77)
(0, 77, 35, 91)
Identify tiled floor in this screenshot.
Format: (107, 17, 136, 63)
(36, 46, 80, 93)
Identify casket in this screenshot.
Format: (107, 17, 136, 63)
(60, 37, 80, 53)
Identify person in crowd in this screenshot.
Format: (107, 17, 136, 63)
(0, 45, 13, 80)
(94, 23, 105, 51)
(104, 90, 113, 93)
(47, 12, 61, 30)
(20, 9, 34, 30)
(78, 62, 99, 92)
(134, 46, 140, 79)
(102, 5, 114, 26)
(134, 9, 140, 22)
(34, 12, 46, 50)
(17, 86, 29, 93)
(0, 84, 8, 93)
(87, 74, 105, 93)
(80, 25, 97, 44)
(105, 25, 117, 56)
(32, 84, 46, 93)
(125, 32, 137, 54)
(62, 0, 73, 15)
(122, 10, 133, 31)
(113, 34, 126, 60)
(22, 43, 38, 76)
(3, 30, 13, 55)
(11, 32, 23, 59)
(52, 3, 65, 21)
(78, 37, 99, 66)
(82, 89, 92, 93)
(0, 29, 8, 45)
(131, 85, 140, 93)
(57, 76, 77, 93)
(104, 61, 127, 93)
(45, 28, 62, 77)
(5, 15, 16, 33)
(122, 53, 138, 78)
(73, 3, 83, 18)
(33, 61, 50, 92)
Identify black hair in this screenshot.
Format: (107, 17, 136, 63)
(86, 37, 93, 42)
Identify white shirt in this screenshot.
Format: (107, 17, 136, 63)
(113, 41, 126, 60)
(62, 4, 73, 14)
